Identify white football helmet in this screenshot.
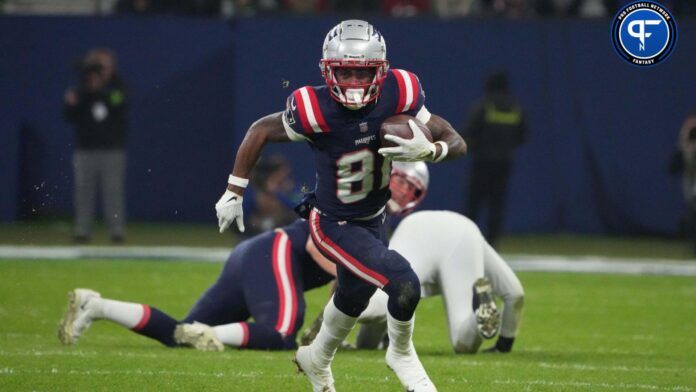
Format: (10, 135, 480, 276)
(320, 20, 389, 110)
(387, 161, 429, 216)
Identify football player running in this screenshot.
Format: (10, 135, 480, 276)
(215, 20, 466, 392)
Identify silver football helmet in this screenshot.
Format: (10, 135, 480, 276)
(387, 161, 429, 216)
(320, 20, 389, 110)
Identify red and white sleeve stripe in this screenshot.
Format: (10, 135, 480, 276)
(392, 69, 421, 113)
(292, 86, 329, 134)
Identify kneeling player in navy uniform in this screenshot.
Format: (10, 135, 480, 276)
(58, 220, 334, 351)
(214, 20, 466, 392)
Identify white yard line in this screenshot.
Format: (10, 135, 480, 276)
(0, 245, 229, 262)
(0, 246, 695, 276)
(507, 254, 696, 276)
(493, 379, 692, 391)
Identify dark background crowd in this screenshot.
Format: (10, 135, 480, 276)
(1, 0, 694, 18)
(105, 0, 696, 18)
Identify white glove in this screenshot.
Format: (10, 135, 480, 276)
(215, 189, 245, 233)
(378, 119, 436, 162)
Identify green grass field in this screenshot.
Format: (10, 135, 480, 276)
(0, 259, 694, 391)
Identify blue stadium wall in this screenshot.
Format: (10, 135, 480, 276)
(1, 16, 694, 235)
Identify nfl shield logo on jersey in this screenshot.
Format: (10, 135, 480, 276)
(359, 122, 368, 133)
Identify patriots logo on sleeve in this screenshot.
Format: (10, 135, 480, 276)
(285, 96, 297, 125)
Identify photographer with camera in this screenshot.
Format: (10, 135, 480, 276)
(64, 48, 128, 244)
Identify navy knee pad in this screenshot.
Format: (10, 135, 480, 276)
(383, 268, 421, 321)
(333, 285, 375, 317)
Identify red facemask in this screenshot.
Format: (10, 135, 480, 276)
(320, 60, 389, 110)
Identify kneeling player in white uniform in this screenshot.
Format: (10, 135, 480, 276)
(305, 162, 525, 354)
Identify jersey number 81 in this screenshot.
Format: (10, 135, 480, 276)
(336, 149, 390, 204)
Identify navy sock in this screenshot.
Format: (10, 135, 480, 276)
(132, 306, 178, 347)
(495, 336, 515, 353)
(244, 324, 293, 350)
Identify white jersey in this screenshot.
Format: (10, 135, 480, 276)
(389, 210, 483, 298)
(357, 210, 524, 353)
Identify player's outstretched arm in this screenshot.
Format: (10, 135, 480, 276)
(228, 112, 291, 194)
(426, 114, 467, 162)
(216, 112, 290, 233)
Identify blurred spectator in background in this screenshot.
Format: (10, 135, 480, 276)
(331, 0, 380, 14)
(480, 0, 534, 18)
(433, 0, 479, 18)
(285, 0, 325, 14)
(63, 48, 128, 244)
(247, 155, 297, 234)
(115, 0, 222, 16)
(576, 0, 606, 17)
(534, 0, 606, 17)
(177, 0, 223, 15)
(673, 112, 696, 254)
(605, 0, 692, 16)
(115, 0, 161, 14)
(220, 0, 281, 17)
(461, 71, 527, 247)
(383, 0, 429, 16)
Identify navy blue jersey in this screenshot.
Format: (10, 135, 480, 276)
(282, 69, 428, 220)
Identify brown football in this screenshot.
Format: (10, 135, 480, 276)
(379, 114, 433, 148)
